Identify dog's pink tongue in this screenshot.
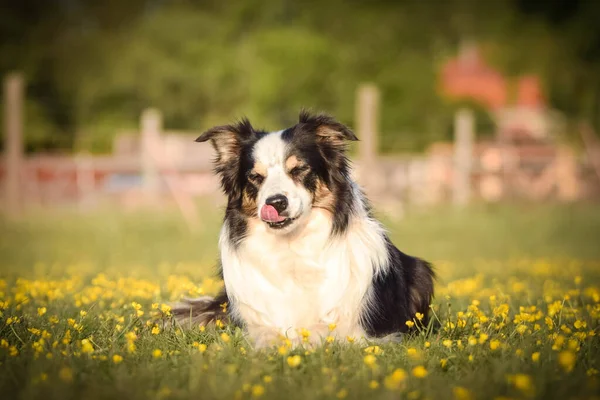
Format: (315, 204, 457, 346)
(260, 205, 285, 222)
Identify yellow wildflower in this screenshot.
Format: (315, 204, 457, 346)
(112, 354, 123, 364)
(412, 366, 428, 378)
(558, 351, 576, 373)
(251, 385, 265, 398)
(152, 349, 163, 359)
(363, 354, 377, 367)
(80, 339, 94, 354)
(287, 355, 302, 368)
(384, 369, 406, 390)
(37, 307, 47, 316)
(453, 386, 474, 400)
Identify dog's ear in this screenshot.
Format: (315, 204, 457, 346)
(196, 118, 254, 164)
(196, 118, 255, 197)
(299, 110, 358, 145)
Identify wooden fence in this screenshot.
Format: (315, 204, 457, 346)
(2, 73, 599, 222)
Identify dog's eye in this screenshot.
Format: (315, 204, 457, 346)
(248, 172, 264, 184)
(290, 165, 309, 177)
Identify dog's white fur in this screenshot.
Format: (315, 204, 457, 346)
(221, 131, 390, 347)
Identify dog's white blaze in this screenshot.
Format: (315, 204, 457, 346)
(220, 180, 390, 347)
(252, 131, 312, 223)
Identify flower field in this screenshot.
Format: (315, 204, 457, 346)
(1, 205, 599, 400)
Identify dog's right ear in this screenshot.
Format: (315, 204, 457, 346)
(196, 118, 254, 165)
(196, 118, 255, 197)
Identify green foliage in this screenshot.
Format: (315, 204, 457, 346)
(1, 1, 599, 152)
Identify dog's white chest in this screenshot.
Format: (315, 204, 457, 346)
(221, 211, 352, 331)
(220, 209, 389, 343)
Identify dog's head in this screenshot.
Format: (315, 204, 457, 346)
(197, 111, 358, 235)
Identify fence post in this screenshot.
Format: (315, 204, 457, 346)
(140, 108, 162, 202)
(3, 73, 24, 215)
(453, 108, 474, 206)
(76, 152, 95, 210)
(356, 84, 380, 167)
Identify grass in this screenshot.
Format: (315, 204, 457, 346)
(1, 203, 599, 400)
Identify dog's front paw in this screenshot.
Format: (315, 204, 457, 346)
(247, 325, 282, 350)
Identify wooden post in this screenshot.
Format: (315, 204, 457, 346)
(3, 73, 24, 215)
(141, 108, 162, 201)
(453, 108, 474, 206)
(76, 152, 95, 210)
(356, 84, 380, 167)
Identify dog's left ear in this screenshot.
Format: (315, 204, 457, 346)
(299, 110, 358, 145)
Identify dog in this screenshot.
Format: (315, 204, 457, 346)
(172, 111, 434, 348)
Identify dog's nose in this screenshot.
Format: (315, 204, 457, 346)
(265, 194, 288, 214)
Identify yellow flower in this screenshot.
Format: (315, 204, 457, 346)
(220, 332, 230, 343)
(415, 312, 424, 321)
(325, 336, 335, 343)
(300, 328, 311, 339)
(151, 326, 160, 335)
(440, 358, 448, 368)
(384, 369, 406, 390)
(9, 346, 18, 356)
(412, 366, 428, 378)
(424, 341, 431, 348)
(478, 333, 489, 344)
(346, 336, 355, 343)
(278, 346, 288, 356)
(363, 354, 377, 367)
(453, 386, 474, 400)
(152, 349, 163, 359)
(407, 348, 421, 360)
(112, 354, 123, 364)
(515, 349, 524, 357)
(489, 340, 501, 351)
(516, 325, 527, 335)
(263, 375, 272, 383)
(336, 389, 348, 399)
(558, 351, 576, 373)
(443, 339, 453, 348)
(405, 320, 415, 328)
(328, 323, 337, 331)
(37, 307, 47, 316)
(215, 319, 225, 329)
(369, 380, 379, 389)
(509, 374, 535, 397)
(364, 345, 383, 355)
(287, 355, 302, 368)
(587, 368, 599, 376)
(531, 352, 540, 362)
(80, 339, 94, 354)
(251, 384, 265, 398)
(468, 336, 477, 346)
(59, 367, 73, 383)
(574, 320, 587, 330)
(80, 310, 87, 317)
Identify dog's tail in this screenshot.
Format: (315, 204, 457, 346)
(170, 291, 229, 328)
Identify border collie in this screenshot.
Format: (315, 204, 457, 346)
(173, 111, 434, 348)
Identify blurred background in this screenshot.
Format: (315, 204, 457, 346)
(1, 0, 600, 254)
